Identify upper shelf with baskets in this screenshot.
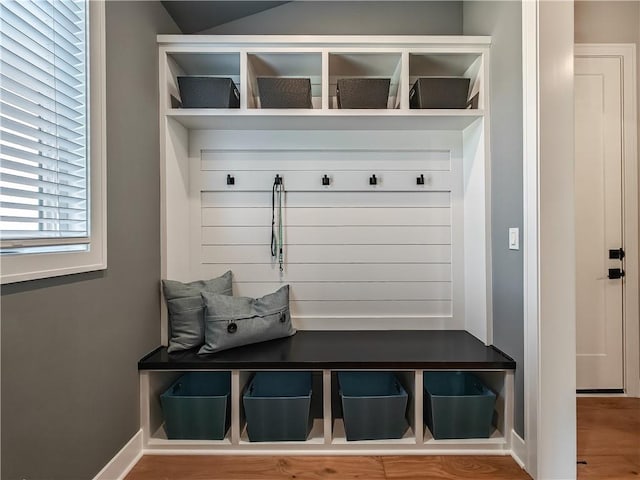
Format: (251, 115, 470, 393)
(159, 35, 491, 130)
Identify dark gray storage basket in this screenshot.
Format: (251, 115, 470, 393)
(243, 371, 313, 442)
(160, 371, 231, 440)
(338, 371, 409, 441)
(257, 77, 312, 109)
(336, 78, 390, 109)
(423, 371, 496, 439)
(409, 77, 471, 109)
(177, 76, 240, 108)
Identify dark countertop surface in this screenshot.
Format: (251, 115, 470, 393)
(139, 330, 515, 370)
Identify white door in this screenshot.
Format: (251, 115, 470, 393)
(575, 55, 624, 390)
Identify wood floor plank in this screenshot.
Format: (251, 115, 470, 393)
(577, 397, 640, 457)
(382, 455, 531, 479)
(577, 455, 640, 480)
(576, 397, 640, 479)
(125, 455, 387, 480)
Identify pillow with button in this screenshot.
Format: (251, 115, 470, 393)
(162, 271, 233, 353)
(199, 285, 295, 355)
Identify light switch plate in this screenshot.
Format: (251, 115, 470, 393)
(509, 227, 520, 250)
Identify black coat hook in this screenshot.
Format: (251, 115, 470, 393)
(274, 174, 282, 185)
(322, 174, 331, 186)
(416, 174, 424, 185)
(227, 174, 235, 185)
(369, 174, 377, 186)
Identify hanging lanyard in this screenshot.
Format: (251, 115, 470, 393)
(271, 175, 284, 272)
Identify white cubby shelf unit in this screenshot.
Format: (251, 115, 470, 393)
(160, 36, 488, 130)
(141, 367, 514, 454)
(153, 35, 507, 455)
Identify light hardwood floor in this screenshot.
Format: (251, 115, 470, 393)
(125, 455, 531, 480)
(577, 397, 640, 479)
(126, 397, 640, 479)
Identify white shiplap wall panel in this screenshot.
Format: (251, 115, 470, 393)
(201, 149, 451, 171)
(234, 281, 451, 301)
(201, 244, 451, 264)
(192, 130, 463, 329)
(189, 129, 463, 155)
(201, 191, 451, 207)
(202, 226, 452, 245)
(292, 300, 452, 317)
(201, 207, 451, 227)
(199, 263, 453, 283)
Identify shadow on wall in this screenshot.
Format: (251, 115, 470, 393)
(1, 270, 106, 295)
(191, 1, 464, 36)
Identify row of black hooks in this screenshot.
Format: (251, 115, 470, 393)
(226, 173, 427, 186)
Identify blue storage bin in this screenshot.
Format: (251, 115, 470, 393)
(338, 371, 409, 441)
(243, 371, 313, 442)
(160, 371, 231, 440)
(423, 371, 496, 439)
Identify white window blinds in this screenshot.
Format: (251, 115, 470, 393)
(0, 0, 88, 250)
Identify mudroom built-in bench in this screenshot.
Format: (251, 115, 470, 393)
(140, 34, 517, 456)
(140, 330, 515, 453)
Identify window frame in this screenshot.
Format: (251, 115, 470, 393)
(0, 0, 107, 284)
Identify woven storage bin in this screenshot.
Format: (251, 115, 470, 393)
(423, 371, 496, 439)
(338, 371, 408, 441)
(160, 371, 231, 440)
(243, 371, 313, 441)
(409, 77, 470, 109)
(257, 77, 312, 108)
(177, 77, 240, 108)
(336, 78, 390, 109)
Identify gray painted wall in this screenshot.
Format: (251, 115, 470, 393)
(463, 1, 525, 436)
(0, 2, 179, 479)
(198, 1, 463, 35)
(575, 2, 640, 381)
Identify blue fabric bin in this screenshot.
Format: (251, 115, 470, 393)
(160, 371, 231, 440)
(338, 371, 409, 441)
(243, 371, 313, 442)
(423, 371, 496, 439)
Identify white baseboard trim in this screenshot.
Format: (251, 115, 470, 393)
(510, 429, 526, 470)
(93, 429, 143, 480)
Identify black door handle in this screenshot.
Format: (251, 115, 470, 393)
(608, 268, 625, 279)
(609, 248, 625, 260)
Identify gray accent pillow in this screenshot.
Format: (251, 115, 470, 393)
(162, 271, 232, 353)
(199, 285, 295, 355)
